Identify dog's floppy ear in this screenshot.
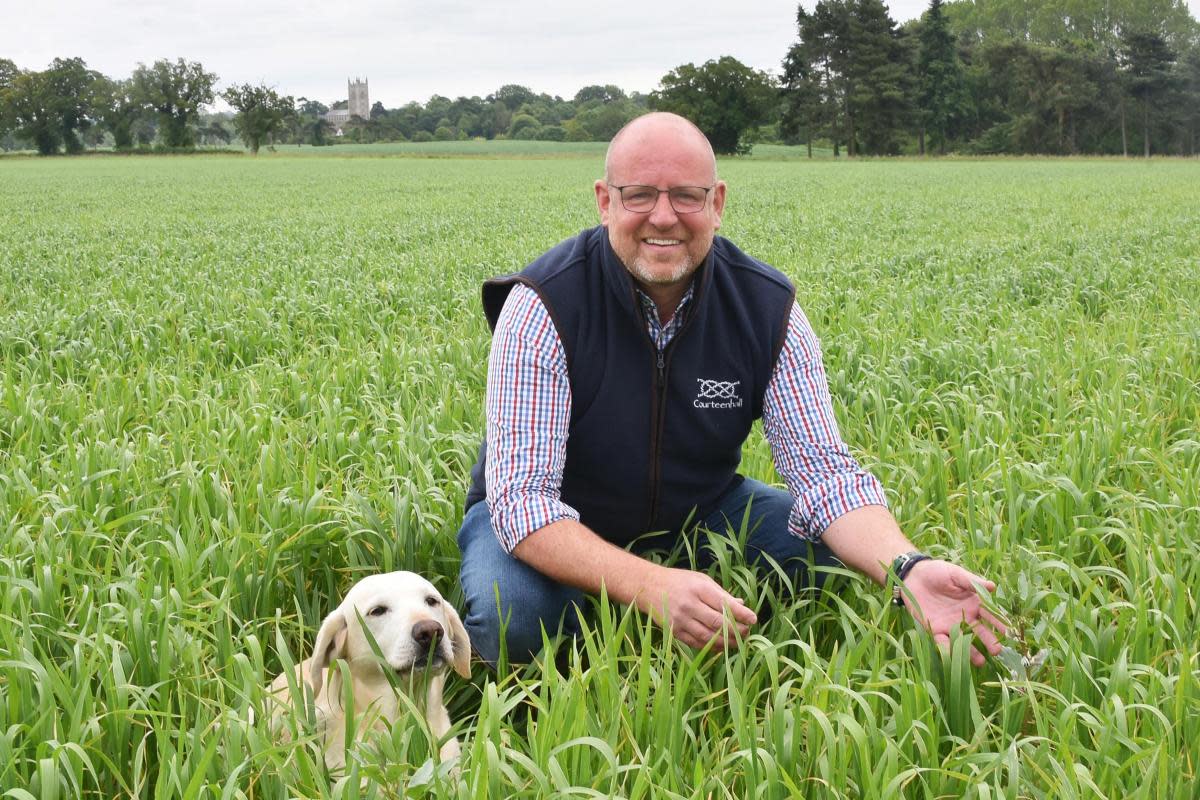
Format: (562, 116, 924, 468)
(445, 604, 472, 678)
(309, 605, 349, 696)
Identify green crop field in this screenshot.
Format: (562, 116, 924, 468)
(0, 153, 1198, 798)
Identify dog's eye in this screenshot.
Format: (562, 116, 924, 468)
(367, 605, 389, 617)
(424, 596, 440, 608)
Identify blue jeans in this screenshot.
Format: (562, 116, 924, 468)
(456, 478, 840, 665)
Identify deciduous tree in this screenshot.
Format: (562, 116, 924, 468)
(507, 112, 542, 139)
(222, 83, 294, 154)
(132, 58, 217, 148)
(574, 85, 627, 106)
(0, 58, 17, 91)
(43, 57, 102, 153)
(97, 77, 144, 150)
(944, 0, 1199, 51)
(0, 58, 19, 137)
(575, 102, 639, 141)
(490, 84, 536, 112)
(3, 58, 102, 154)
(296, 97, 328, 116)
(650, 56, 776, 154)
(4, 71, 60, 153)
(306, 116, 333, 146)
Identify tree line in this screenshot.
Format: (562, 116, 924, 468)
(0, 53, 662, 155)
(2, 0, 1198, 157)
(297, 83, 653, 148)
(781, 0, 1200, 156)
(0, 57, 293, 155)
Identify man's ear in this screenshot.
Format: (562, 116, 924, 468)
(711, 180, 727, 229)
(444, 604, 472, 679)
(595, 179, 613, 225)
(308, 606, 348, 697)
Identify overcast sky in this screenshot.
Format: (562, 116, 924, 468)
(5, 0, 1198, 109)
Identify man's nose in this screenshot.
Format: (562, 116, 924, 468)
(647, 190, 679, 227)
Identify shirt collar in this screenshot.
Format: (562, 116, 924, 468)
(635, 283, 695, 327)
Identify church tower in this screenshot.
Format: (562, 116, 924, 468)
(348, 78, 370, 119)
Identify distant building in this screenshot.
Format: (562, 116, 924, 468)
(323, 78, 369, 135)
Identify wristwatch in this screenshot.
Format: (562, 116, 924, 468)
(890, 551, 932, 607)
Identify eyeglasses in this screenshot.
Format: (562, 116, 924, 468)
(608, 184, 714, 214)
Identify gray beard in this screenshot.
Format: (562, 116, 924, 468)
(629, 253, 695, 287)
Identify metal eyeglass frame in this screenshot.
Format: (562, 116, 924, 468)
(607, 183, 715, 214)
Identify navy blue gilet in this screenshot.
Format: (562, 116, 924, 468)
(465, 225, 796, 546)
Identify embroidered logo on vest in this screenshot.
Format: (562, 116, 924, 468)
(694, 378, 743, 409)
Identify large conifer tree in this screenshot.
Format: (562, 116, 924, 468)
(1121, 31, 1178, 157)
(917, 0, 968, 154)
(846, 0, 915, 155)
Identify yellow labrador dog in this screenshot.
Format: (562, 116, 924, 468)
(269, 571, 471, 768)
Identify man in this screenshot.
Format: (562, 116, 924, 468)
(458, 112, 1005, 666)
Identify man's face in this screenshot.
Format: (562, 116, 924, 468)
(595, 123, 726, 291)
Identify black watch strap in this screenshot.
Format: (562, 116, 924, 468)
(891, 551, 932, 607)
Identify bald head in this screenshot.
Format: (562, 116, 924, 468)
(604, 112, 718, 184)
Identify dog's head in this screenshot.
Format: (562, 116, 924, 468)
(308, 571, 471, 696)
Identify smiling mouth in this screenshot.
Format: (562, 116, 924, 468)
(644, 238, 683, 247)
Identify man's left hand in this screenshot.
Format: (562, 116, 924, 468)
(900, 560, 1007, 667)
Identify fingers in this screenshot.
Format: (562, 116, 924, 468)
(970, 646, 987, 668)
(960, 575, 1007, 656)
(698, 602, 754, 650)
(951, 567, 995, 595)
(675, 618, 748, 651)
(684, 625, 751, 651)
(684, 578, 757, 650)
(977, 606, 1009, 640)
(703, 609, 749, 639)
(710, 591, 756, 650)
(724, 597, 757, 627)
(695, 581, 757, 626)
(968, 571, 997, 593)
(932, 629, 988, 667)
(969, 617, 1003, 656)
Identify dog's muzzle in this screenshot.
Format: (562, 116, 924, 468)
(399, 619, 446, 671)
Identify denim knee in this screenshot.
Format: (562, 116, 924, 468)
(702, 477, 841, 590)
(456, 502, 586, 665)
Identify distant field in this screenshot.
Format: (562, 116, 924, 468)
(272, 138, 611, 157)
(0, 154, 1197, 797)
(264, 139, 835, 159)
(0, 138, 834, 159)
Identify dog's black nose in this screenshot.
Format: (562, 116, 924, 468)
(412, 620, 443, 647)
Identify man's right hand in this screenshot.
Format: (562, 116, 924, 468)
(638, 566, 758, 650)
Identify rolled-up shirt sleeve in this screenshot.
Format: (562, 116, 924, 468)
(484, 283, 580, 552)
(763, 302, 888, 540)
